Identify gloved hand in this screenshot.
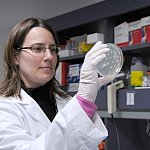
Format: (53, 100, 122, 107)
(77, 41, 114, 103)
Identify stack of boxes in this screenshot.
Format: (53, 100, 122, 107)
(67, 63, 82, 92)
(59, 34, 94, 58)
(56, 62, 82, 92)
(59, 32, 105, 58)
(114, 16, 150, 47)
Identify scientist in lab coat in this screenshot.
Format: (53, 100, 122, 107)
(0, 18, 113, 150)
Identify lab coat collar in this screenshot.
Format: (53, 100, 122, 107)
(11, 89, 51, 128)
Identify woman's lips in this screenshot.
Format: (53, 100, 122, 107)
(40, 66, 52, 72)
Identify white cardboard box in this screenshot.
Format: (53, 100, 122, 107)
(67, 83, 79, 92)
(67, 64, 82, 83)
(87, 33, 104, 44)
(114, 22, 129, 46)
(141, 16, 150, 43)
(59, 49, 71, 58)
(128, 20, 141, 45)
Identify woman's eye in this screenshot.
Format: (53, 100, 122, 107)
(32, 46, 43, 53)
(51, 48, 56, 52)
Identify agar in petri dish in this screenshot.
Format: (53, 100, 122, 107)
(97, 43, 123, 77)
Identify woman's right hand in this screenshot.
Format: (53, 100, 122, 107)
(77, 41, 114, 103)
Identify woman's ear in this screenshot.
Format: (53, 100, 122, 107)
(13, 50, 19, 65)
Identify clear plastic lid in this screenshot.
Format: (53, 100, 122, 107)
(97, 43, 123, 77)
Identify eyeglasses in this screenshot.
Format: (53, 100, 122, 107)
(16, 44, 60, 56)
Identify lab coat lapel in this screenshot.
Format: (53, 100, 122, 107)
(28, 98, 51, 127)
(20, 89, 51, 128)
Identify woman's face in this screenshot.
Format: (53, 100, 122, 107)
(15, 27, 58, 88)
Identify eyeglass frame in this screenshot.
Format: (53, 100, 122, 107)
(15, 44, 60, 56)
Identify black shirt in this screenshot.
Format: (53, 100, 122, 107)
(22, 82, 58, 122)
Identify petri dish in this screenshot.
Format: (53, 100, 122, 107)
(97, 43, 123, 77)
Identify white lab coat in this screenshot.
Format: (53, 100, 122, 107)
(0, 89, 108, 150)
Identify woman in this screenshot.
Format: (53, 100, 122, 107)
(0, 18, 113, 150)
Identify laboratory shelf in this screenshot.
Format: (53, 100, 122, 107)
(47, 1, 150, 149)
(121, 42, 150, 54)
(59, 53, 85, 61)
(59, 42, 150, 62)
(98, 110, 150, 120)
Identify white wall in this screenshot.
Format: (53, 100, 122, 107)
(0, 0, 105, 79)
(0, 0, 105, 27)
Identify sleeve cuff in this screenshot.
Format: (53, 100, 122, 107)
(76, 95, 98, 118)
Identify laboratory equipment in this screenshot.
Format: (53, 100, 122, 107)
(107, 80, 124, 113)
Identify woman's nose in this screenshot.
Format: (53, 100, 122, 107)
(43, 48, 53, 59)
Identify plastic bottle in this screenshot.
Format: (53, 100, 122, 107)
(121, 56, 130, 88)
(146, 72, 150, 87)
(146, 61, 150, 87)
(130, 57, 147, 87)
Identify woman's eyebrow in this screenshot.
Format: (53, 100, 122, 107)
(30, 43, 56, 46)
(50, 44, 57, 46)
(30, 43, 44, 46)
